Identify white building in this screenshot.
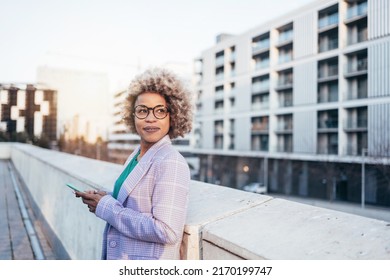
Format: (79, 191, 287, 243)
(193, 0, 390, 206)
(36, 66, 111, 142)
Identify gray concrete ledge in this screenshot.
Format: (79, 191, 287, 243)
(1, 143, 389, 260)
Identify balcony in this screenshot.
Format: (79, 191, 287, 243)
(252, 39, 270, 54)
(215, 55, 225, 67)
(276, 143, 293, 153)
(251, 135, 269, 151)
(346, 88, 368, 100)
(252, 81, 269, 93)
(347, 26, 368, 45)
(318, 119, 338, 131)
(275, 77, 293, 91)
(215, 90, 224, 100)
(319, 38, 338, 53)
(278, 90, 293, 107)
(346, 132, 367, 156)
(317, 144, 338, 155)
(278, 53, 293, 64)
(251, 101, 269, 111)
(1, 143, 390, 260)
(344, 118, 368, 132)
(346, 1, 368, 21)
(318, 89, 338, 103)
(275, 122, 293, 134)
(277, 29, 293, 47)
(318, 13, 339, 31)
(318, 65, 338, 82)
(345, 58, 368, 77)
(251, 122, 269, 134)
(215, 72, 224, 81)
(254, 58, 270, 70)
(214, 125, 224, 135)
(230, 52, 236, 62)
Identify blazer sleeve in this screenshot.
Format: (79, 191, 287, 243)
(95, 152, 190, 245)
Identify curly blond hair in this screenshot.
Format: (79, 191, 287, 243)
(122, 67, 193, 139)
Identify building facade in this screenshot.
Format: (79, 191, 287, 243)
(193, 0, 390, 206)
(0, 83, 57, 146)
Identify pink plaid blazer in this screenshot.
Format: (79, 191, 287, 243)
(95, 135, 190, 260)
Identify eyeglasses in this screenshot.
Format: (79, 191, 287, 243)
(134, 105, 170, 120)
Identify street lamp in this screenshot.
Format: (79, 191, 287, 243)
(361, 148, 367, 209)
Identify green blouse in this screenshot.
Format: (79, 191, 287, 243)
(112, 150, 140, 199)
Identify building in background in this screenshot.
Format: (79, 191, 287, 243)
(36, 66, 110, 143)
(0, 83, 57, 146)
(193, 0, 390, 206)
(107, 88, 141, 163)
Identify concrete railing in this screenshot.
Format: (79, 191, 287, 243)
(1, 142, 390, 260)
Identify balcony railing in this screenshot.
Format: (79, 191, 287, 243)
(348, 28, 368, 45)
(252, 39, 270, 53)
(346, 1, 368, 20)
(255, 59, 270, 70)
(346, 58, 368, 74)
(251, 142, 269, 151)
(279, 53, 293, 64)
(251, 102, 269, 111)
(276, 143, 293, 153)
(317, 145, 338, 155)
(215, 90, 224, 100)
(230, 52, 236, 62)
(278, 30, 293, 45)
(279, 98, 293, 107)
(344, 118, 368, 130)
(276, 78, 293, 89)
(215, 73, 224, 81)
(318, 119, 338, 129)
(346, 88, 368, 100)
(319, 38, 338, 52)
(318, 90, 338, 103)
(318, 65, 338, 79)
(318, 13, 339, 29)
(215, 56, 225, 66)
(214, 137, 223, 149)
(252, 82, 269, 93)
(276, 122, 293, 132)
(346, 141, 367, 156)
(251, 123, 269, 132)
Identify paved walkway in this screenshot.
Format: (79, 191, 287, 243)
(0, 160, 55, 260)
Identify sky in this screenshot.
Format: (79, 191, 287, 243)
(0, 0, 316, 140)
(0, 0, 315, 86)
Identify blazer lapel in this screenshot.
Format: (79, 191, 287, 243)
(116, 135, 171, 204)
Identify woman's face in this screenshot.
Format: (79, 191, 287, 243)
(134, 92, 170, 151)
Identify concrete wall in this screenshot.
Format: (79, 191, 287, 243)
(1, 143, 390, 259)
(0, 143, 10, 159)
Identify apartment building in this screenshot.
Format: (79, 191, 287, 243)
(193, 0, 390, 206)
(0, 83, 58, 146)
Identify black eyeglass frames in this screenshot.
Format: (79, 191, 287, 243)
(134, 105, 170, 119)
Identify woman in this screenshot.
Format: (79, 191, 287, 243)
(76, 68, 193, 260)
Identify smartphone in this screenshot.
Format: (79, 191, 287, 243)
(66, 183, 83, 192)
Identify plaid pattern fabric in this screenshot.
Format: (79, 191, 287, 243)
(95, 135, 190, 260)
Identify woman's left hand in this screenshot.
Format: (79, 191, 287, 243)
(75, 190, 106, 213)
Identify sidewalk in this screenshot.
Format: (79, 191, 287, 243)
(0, 160, 55, 260)
(272, 194, 390, 223)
